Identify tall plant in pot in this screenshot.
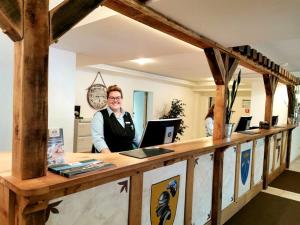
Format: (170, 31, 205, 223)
(225, 69, 241, 137)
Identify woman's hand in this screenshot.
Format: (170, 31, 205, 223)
(101, 148, 112, 154)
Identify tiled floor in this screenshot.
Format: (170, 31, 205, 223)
(263, 156, 300, 202)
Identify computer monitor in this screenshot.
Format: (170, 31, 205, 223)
(139, 118, 182, 148)
(234, 116, 252, 132)
(272, 115, 278, 126)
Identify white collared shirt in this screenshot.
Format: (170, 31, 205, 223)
(91, 107, 140, 152)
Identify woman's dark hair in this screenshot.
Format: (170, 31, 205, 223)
(205, 104, 214, 119)
(107, 85, 123, 98)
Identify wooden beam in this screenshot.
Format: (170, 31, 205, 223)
(0, 184, 15, 225)
(205, 48, 239, 139)
(214, 85, 227, 139)
(104, 0, 297, 85)
(287, 85, 295, 120)
(50, 0, 105, 43)
(0, 0, 22, 41)
(204, 48, 225, 84)
(129, 172, 143, 225)
(286, 129, 293, 168)
(263, 74, 278, 125)
(211, 148, 225, 225)
(263, 136, 271, 189)
(184, 157, 195, 225)
(228, 58, 239, 81)
(12, 0, 49, 180)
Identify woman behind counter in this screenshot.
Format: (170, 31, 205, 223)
(91, 85, 140, 153)
(205, 104, 214, 137)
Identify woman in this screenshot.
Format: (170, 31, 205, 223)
(205, 104, 214, 137)
(91, 85, 140, 153)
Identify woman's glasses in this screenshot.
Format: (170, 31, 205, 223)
(108, 96, 122, 101)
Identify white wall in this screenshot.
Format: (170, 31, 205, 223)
(48, 48, 76, 152)
(75, 68, 201, 140)
(0, 34, 76, 151)
(0, 33, 13, 151)
(250, 78, 300, 161)
(250, 77, 265, 126)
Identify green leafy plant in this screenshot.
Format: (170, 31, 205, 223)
(160, 99, 187, 141)
(226, 69, 241, 124)
(290, 87, 299, 117)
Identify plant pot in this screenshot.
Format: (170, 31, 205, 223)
(225, 123, 234, 138)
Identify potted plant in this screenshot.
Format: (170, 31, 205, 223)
(160, 99, 187, 141)
(225, 69, 241, 137)
(289, 86, 299, 125)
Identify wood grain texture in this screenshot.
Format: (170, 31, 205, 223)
(204, 48, 226, 84)
(1, 126, 295, 199)
(104, 0, 297, 85)
(250, 140, 256, 188)
(234, 145, 241, 201)
(0, 184, 15, 225)
(263, 74, 278, 125)
(184, 157, 195, 225)
(286, 129, 293, 168)
(0, 0, 22, 41)
(211, 147, 225, 225)
(213, 85, 227, 140)
(205, 48, 239, 139)
(128, 172, 143, 225)
(12, 0, 49, 180)
(287, 85, 295, 120)
(50, 0, 105, 43)
(263, 136, 270, 189)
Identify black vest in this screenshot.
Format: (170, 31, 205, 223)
(92, 109, 135, 153)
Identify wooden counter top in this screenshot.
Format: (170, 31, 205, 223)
(0, 125, 295, 198)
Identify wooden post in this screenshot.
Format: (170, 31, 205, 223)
(263, 74, 278, 125)
(211, 147, 225, 225)
(205, 48, 238, 225)
(12, 0, 49, 179)
(263, 136, 271, 189)
(0, 184, 15, 225)
(287, 85, 295, 123)
(205, 48, 239, 140)
(184, 157, 195, 225)
(262, 75, 278, 189)
(286, 129, 293, 168)
(0, 0, 22, 41)
(128, 172, 143, 225)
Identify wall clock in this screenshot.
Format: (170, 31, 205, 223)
(87, 72, 107, 110)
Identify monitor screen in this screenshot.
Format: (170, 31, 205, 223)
(139, 118, 182, 148)
(272, 115, 278, 126)
(234, 116, 252, 132)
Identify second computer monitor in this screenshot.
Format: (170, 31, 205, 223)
(234, 116, 252, 132)
(139, 118, 181, 148)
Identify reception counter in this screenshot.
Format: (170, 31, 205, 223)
(0, 125, 295, 225)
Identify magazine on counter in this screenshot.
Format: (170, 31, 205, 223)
(47, 128, 65, 166)
(48, 159, 114, 178)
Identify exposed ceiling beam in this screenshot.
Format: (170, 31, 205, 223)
(104, 0, 299, 86)
(49, 0, 106, 44)
(0, 0, 22, 41)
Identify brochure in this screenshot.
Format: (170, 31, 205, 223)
(48, 128, 65, 165)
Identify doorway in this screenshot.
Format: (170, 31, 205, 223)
(133, 91, 153, 136)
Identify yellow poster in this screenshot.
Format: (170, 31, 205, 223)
(150, 176, 180, 225)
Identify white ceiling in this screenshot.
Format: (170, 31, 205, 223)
(52, 0, 300, 82)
